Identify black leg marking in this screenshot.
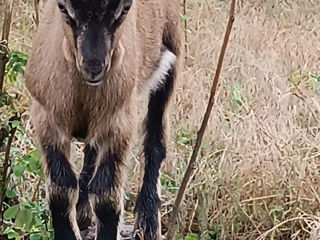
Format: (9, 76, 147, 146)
(135, 61, 175, 240)
(77, 145, 97, 230)
(88, 151, 117, 195)
(50, 193, 78, 240)
(46, 146, 77, 189)
(95, 203, 119, 240)
(88, 150, 122, 240)
(44, 145, 78, 240)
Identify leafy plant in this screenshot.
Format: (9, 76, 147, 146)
(0, 49, 52, 239)
(225, 81, 244, 115)
(5, 50, 28, 83)
(3, 200, 52, 240)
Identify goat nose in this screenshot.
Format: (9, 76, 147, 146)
(84, 59, 104, 79)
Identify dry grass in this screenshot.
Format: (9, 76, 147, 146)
(167, 0, 320, 239)
(1, 0, 320, 239)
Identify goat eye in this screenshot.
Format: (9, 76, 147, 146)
(122, 5, 131, 15)
(58, 3, 68, 14)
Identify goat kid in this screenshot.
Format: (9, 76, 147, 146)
(24, 0, 182, 240)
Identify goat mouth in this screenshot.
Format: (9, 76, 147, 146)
(85, 79, 104, 86)
(82, 69, 107, 86)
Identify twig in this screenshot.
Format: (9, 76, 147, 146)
(165, 1, 236, 239)
(224, 186, 261, 234)
(0, 129, 9, 151)
(34, 0, 40, 27)
(256, 217, 306, 240)
(0, 0, 14, 91)
(31, 178, 42, 202)
(182, 0, 188, 55)
(0, 127, 17, 220)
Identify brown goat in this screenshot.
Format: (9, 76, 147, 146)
(24, 0, 182, 240)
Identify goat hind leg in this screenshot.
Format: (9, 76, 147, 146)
(134, 48, 176, 240)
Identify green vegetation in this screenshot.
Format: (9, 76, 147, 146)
(1, 0, 320, 240)
(0, 49, 53, 239)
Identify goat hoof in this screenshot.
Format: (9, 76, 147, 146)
(133, 227, 144, 240)
(134, 215, 160, 240)
(80, 226, 95, 240)
(120, 223, 135, 240)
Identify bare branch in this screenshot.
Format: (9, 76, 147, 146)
(34, 0, 40, 27)
(165, 0, 236, 239)
(182, 0, 188, 55)
(0, 0, 14, 91)
(0, 127, 17, 220)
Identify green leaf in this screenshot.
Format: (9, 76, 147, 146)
(185, 232, 198, 240)
(3, 205, 20, 220)
(34, 214, 43, 225)
(5, 189, 16, 199)
(30, 233, 41, 240)
(4, 228, 19, 239)
(29, 150, 41, 161)
(15, 208, 23, 228)
(13, 165, 25, 177)
(174, 232, 184, 240)
(29, 157, 41, 172)
(21, 207, 33, 227)
(11, 120, 21, 128)
(7, 231, 19, 239)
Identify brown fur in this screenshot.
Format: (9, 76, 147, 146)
(25, 0, 182, 239)
(25, 0, 182, 149)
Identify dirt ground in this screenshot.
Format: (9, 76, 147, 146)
(1, 0, 320, 239)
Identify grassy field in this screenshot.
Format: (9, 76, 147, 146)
(1, 0, 320, 239)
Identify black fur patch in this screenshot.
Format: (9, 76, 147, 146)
(79, 145, 97, 191)
(46, 146, 77, 189)
(72, 119, 88, 140)
(88, 151, 117, 195)
(134, 54, 175, 240)
(134, 185, 160, 240)
(95, 202, 120, 240)
(87, 150, 121, 240)
(77, 145, 98, 230)
(50, 194, 77, 240)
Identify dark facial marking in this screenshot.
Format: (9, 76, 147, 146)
(80, 22, 107, 67)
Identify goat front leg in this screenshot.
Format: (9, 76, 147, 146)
(41, 141, 81, 240)
(77, 145, 97, 232)
(88, 142, 129, 240)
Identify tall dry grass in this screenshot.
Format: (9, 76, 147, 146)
(1, 0, 320, 239)
(166, 0, 320, 239)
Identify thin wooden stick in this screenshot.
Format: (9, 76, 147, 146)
(34, 0, 40, 27)
(31, 178, 42, 202)
(0, 0, 15, 223)
(183, 0, 188, 55)
(166, 1, 236, 239)
(0, 127, 17, 220)
(0, 0, 14, 91)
